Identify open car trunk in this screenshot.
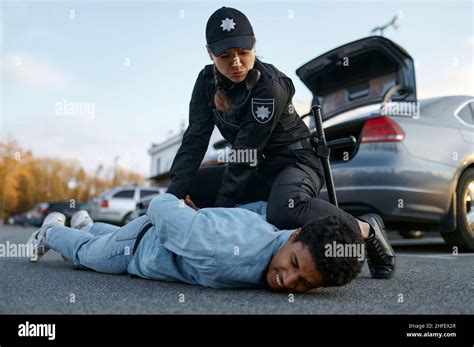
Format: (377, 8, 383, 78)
(296, 36, 417, 121)
(297, 36, 417, 161)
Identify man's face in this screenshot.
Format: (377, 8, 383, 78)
(266, 229, 325, 293)
(208, 45, 256, 83)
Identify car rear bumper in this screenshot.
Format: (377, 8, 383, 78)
(318, 142, 457, 229)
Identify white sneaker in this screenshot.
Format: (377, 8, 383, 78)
(26, 212, 66, 262)
(70, 210, 94, 232)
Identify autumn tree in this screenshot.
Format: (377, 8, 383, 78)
(0, 140, 146, 222)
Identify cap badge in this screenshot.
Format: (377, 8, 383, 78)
(220, 17, 236, 32)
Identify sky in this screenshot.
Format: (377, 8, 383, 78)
(1, 0, 473, 177)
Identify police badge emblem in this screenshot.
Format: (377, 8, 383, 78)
(251, 98, 275, 124)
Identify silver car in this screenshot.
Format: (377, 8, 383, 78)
(296, 36, 474, 250)
(129, 192, 162, 221)
(90, 185, 163, 225)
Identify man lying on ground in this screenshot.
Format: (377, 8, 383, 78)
(26, 193, 395, 292)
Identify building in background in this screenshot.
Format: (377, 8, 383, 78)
(148, 128, 225, 187)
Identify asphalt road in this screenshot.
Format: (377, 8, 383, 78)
(0, 225, 473, 314)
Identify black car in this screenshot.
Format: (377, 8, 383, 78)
(8, 203, 50, 227)
(47, 201, 90, 224)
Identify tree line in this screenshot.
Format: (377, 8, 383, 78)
(0, 140, 145, 221)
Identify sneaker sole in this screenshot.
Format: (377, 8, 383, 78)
(28, 213, 65, 262)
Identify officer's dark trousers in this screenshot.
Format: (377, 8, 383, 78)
(186, 153, 355, 230)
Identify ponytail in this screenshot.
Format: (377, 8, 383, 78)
(213, 65, 235, 114)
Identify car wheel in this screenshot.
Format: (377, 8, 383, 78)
(399, 230, 426, 239)
(442, 168, 474, 251)
(122, 212, 133, 226)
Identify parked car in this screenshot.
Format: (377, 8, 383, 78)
(8, 202, 50, 226)
(90, 185, 165, 225)
(129, 193, 160, 221)
(47, 201, 90, 224)
(296, 35, 474, 250)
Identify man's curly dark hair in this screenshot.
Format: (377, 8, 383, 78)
(296, 214, 365, 287)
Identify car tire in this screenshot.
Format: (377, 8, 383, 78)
(399, 230, 426, 239)
(122, 212, 133, 226)
(442, 168, 474, 251)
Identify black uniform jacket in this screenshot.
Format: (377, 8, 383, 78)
(167, 58, 322, 207)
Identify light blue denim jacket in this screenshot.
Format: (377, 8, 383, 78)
(127, 193, 294, 289)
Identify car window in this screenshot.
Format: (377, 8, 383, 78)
(468, 103, 474, 124)
(456, 102, 474, 125)
(140, 189, 159, 199)
(112, 190, 135, 199)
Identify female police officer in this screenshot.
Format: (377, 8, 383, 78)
(166, 7, 395, 279)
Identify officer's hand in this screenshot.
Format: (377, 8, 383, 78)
(184, 195, 200, 211)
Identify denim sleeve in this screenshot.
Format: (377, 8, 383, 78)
(146, 193, 216, 263)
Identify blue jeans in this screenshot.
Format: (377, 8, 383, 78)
(45, 216, 149, 274)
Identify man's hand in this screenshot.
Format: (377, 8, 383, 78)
(184, 195, 200, 211)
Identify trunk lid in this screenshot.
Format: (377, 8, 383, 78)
(296, 36, 417, 120)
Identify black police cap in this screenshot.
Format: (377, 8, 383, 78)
(206, 7, 255, 56)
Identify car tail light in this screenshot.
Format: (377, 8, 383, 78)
(361, 116, 405, 143)
(43, 207, 49, 215)
(101, 199, 109, 208)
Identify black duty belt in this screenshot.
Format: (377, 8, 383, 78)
(132, 222, 153, 255)
(287, 138, 313, 151)
(262, 138, 314, 160)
